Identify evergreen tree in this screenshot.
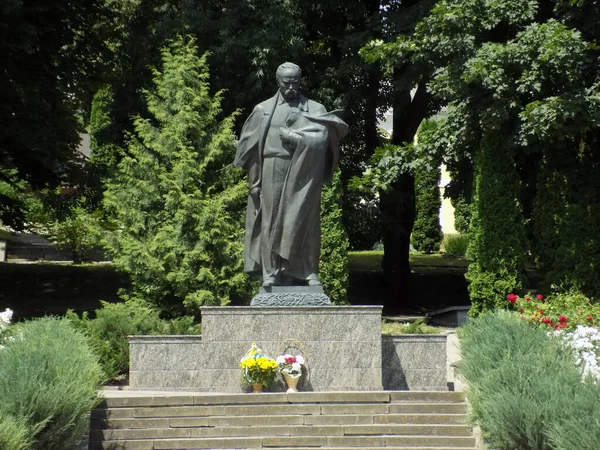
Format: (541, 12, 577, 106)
(102, 37, 251, 315)
(412, 120, 443, 254)
(320, 171, 350, 304)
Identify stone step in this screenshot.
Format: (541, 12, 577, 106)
(92, 423, 473, 440)
(98, 391, 464, 408)
(90, 435, 477, 449)
(91, 412, 467, 430)
(90, 391, 476, 449)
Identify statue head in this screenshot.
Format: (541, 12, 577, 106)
(276, 62, 301, 103)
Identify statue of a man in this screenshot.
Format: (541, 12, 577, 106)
(234, 62, 348, 287)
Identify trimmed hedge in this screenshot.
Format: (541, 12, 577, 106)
(465, 134, 526, 315)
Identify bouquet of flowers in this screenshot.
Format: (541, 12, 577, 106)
(239, 343, 278, 387)
(276, 353, 305, 378)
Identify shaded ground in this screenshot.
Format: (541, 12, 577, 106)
(1, 252, 473, 321)
(348, 256, 470, 316)
(0, 262, 129, 321)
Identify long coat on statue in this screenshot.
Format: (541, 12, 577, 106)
(234, 92, 348, 280)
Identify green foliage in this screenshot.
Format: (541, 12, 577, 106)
(345, 198, 382, 251)
(0, 317, 103, 450)
(465, 134, 526, 316)
(458, 311, 592, 450)
(381, 318, 439, 335)
(49, 205, 103, 263)
(102, 36, 251, 313)
(442, 234, 469, 258)
(66, 301, 200, 382)
(412, 121, 443, 254)
(532, 149, 600, 299)
(546, 384, 600, 450)
(0, 412, 31, 450)
(320, 171, 350, 304)
(507, 290, 600, 332)
(451, 197, 472, 234)
(0, 168, 43, 230)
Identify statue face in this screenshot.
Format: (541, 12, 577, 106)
(277, 68, 301, 102)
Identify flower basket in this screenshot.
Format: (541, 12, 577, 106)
(239, 343, 278, 391)
(277, 353, 305, 392)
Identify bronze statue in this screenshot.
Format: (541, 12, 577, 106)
(234, 62, 348, 287)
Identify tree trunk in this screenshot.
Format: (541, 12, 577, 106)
(381, 74, 432, 310)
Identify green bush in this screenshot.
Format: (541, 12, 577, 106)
(66, 300, 200, 382)
(102, 37, 251, 314)
(0, 412, 31, 450)
(459, 311, 596, 450)
(442, 233, 469, 257)
(0, 317, 103, 450)
(320, 171, 350, 304)
(465, 133, 526, 315)
(412, 162, 443, 254)
(546, 383, 600, 450)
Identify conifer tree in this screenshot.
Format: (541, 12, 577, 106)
(102, 37, 251, 315)
(320, 171, 350, 304)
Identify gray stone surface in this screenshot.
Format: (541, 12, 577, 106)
(130, 306, 383, 392)
(382, 335, 447, 391)
(250, 286, 332, 306)
(128, 307, 450, 392)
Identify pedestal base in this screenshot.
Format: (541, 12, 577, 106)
(130, 306, 383, 392)
(250, 286, 331, 306)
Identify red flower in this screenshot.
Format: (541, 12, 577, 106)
(536, 294, 544, 301)
(587, 316, 594, 322)
(525, 297, 531, 302)
(542, 317, 552, 324)
(557, 322, 568, 329)
(558, 315, 568, 323)
(285, 356, 296, 364)
(519, 308, 524, 313)
(507, 293, 518, 304)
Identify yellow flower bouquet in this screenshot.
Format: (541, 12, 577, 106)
(239, 343, 278, 387)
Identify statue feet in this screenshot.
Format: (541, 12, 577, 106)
(262, 277, 277, 287)
(307, 275, 322, 286)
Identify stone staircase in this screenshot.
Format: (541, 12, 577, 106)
(90, 391, 478, 450)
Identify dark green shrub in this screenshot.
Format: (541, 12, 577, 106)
(465, 134, 526, 315)
(320, 171, 350, 304)
(0, 412, 31, 450)
(0, 317, 103, 450)
(459, 311, 591, 450)
(451, 196, 472, 234)
(345, 197, 382, 251)
(66, 300, 200, 382)
(102, 37, 251, 314)
(442, 233, 469, 257)
(412, 162, 443, 254)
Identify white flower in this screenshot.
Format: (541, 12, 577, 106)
(0, 308, 13, 333)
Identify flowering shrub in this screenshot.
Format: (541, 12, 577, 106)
(276, 354, 305, 378)
(0, 308, 13, 333)
(560, 325, 600, 382)
(239, 343, 278, 387)
(507, 290, 600, 331)
(507, 291, 600, 382)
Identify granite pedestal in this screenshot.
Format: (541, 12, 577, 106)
(130, 306, 383, 392)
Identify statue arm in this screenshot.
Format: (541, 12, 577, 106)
(234, 106, 264, 189)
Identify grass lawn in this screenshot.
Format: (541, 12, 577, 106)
(349, 250, 468, 272)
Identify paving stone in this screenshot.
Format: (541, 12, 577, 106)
(389, 402, 468, 415)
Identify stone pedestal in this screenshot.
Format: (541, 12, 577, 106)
(130, 306, 383, 392)
(250, 286, 331, 306)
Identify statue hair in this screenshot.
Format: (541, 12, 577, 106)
(276, 62, 301, 80)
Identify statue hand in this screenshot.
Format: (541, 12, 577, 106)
(279, 127, 300, 146)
